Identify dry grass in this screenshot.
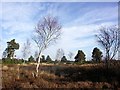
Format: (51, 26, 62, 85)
(1, 63, 120, 89)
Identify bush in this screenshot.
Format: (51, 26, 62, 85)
(46, 61, 54, 64)
(74, 61, 86, 65)
(2, 58, 24, 64)
(28, 56, 35, 62)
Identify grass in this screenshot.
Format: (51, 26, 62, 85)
(1, 62, 120, 89)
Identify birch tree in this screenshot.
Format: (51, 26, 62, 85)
(34, 50, 39, 61)
(55, 48, 64, 62)
(33, 16, 62, 75)
(22, 39, 31, 63)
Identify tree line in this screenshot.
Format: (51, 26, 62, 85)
(2, 15, 120, 74)
(1, 41, 110, 64)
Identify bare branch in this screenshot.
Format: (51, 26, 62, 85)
(96, 25, 119, 62)
(22, 39, 31, 61)
(32, 15, 62, 74)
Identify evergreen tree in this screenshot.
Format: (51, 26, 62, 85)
(28, 56, 34, 62)
(61, 56, 67, 62)
(92, 47, 102, 63)
(74, 50, 86, 63)
(3, 39, 19, 59)
(46, 55, 52, 62)
(41, 55, 46, 63)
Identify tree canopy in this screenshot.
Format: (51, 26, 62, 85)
(46, 55, 52, 62)
(61, 56, 67, 62)
(28, 56, 34, 62)
(74, 50, 86, 63)
(33, 15, 62, 74)
(3, 39, 19, 59)
(92, 47, 103, 63)
(41, 55, 46, 63)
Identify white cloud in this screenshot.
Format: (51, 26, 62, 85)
(67, 6, 118, 26)
(1, 2, 118, 60)
(1, 3, 47, 36)
(42, 21, 116, 60)
(2, 3, 43, 21)
(2, 22, 35, 34)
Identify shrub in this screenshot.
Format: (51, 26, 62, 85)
(2, 58, 24, 64)
(28, 56, 34, 62)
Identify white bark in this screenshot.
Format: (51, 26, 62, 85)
(36, 53, 41, 74)
(36, 48, 43, 76)
(33, 16, 62, 76)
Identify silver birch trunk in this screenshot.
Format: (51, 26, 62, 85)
(36, 52, 42, 76)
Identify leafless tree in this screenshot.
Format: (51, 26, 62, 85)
(68, 52, 74, 61)
(34, 50, 39, 61)
(33, 15, 62, 75)
(55, 48, 64, 62)
(22, 39, 31, 63)
(96, 25, 120, 65)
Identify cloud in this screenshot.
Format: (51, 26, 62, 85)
(42, 21, 116, 60)
(2, 3, 44, 21)
(1, 3, 49, 36)
(67, 5, 118, 26)
(1, 2, 118, 60)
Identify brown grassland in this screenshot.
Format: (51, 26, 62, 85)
(1, 62, 120, 89)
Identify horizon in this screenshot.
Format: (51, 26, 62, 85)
(0, 2, 118, 60)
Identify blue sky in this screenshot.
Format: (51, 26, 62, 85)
(0, 2, 118, 60)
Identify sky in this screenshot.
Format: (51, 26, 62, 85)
(0, 2, 118, 60)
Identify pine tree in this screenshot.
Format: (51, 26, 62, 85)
(3, 39, 19, 59)
(61, 56, 67, 62)
(74, 50, 86, 63)
(46, 55, 52, 62)
(92, 47, 102, 63)
(28, 56, 34, 62)
(41, 55, 46, 63)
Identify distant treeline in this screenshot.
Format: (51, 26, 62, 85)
(1, 57, 119, 65)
